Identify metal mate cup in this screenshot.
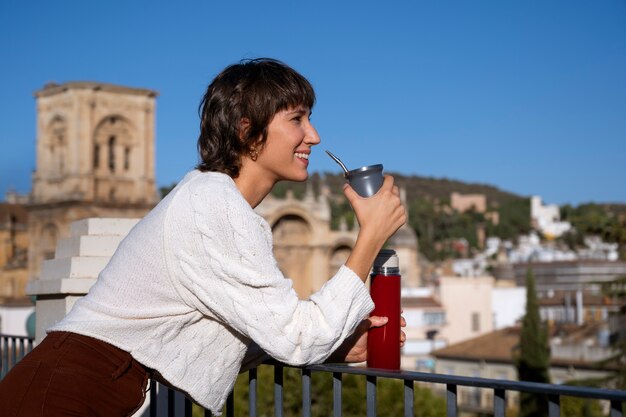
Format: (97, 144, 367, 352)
(347, 164, 384, 198)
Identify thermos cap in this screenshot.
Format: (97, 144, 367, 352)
(373, 249, 399, 274)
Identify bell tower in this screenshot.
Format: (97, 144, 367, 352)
(28, 82, 158, 279)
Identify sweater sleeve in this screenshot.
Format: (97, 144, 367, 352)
(164, 176, 374, 366)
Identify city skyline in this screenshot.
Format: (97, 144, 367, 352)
(1, 1, 625, 206)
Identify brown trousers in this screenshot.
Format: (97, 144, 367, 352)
(0, 331, 149, 417)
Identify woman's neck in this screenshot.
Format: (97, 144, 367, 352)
(234, 160, 276, 208)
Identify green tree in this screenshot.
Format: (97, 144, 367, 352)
(515, 269, 550, 417)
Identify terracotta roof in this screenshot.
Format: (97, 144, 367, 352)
(402, 296, 443, 309)
(432, 323, 616, 369)
(433, 327, 519, 363)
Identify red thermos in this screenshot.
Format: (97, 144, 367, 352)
(367, 249, 401, 370)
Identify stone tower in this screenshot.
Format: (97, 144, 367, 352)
(27, 82, 158, 279)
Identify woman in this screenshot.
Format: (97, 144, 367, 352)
(0, 58, 406, 416)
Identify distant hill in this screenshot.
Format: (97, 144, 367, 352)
(272, 171, 525, 207)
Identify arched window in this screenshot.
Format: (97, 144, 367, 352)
(124, 147, 130, 171)
(48, 116, 67, 175)
(108, 135, 116, 172)
(94, 144, 100, 168)
(93, 115, 133, 175)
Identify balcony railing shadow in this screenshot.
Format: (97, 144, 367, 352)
(2, 335, 625, 417)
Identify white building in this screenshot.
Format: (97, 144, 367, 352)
(531, 196, 571, 239)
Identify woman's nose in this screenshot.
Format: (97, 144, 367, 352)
(305, 123, 321, 146)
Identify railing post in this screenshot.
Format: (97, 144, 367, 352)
(18, 338, 26, 361)
(366, 375, 377, 417)
(274, 365, 283, 417)
(1, 336, 8, 378)
(333, 372, 342, 417)
(149, 380, 157, 417)
(404, 379, 414, 417)
(249, 367, 257, 417)
(226, 391, 234, 417)
(548, 394, 560, 417)
(493, 388, 505, 417)
(168, 387, 175, 417)
(610, 400, 623, 417)
(302, 369, 312, 417)
(184, 397, 192, 417)
(10, 337, 17, 372)
(446, 384, 457, 417)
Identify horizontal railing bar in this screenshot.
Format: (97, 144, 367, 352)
(264, 361, 626, 402)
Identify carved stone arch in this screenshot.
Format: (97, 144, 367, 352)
(267, 206, 316, 234)
(93, 114, 136, 173)
(329, 241, 354, 277)
(271, 213, 312, 246)
(93, 114, 136, 145)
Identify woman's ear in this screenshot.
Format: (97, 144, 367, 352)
(238, 118, 251, 141)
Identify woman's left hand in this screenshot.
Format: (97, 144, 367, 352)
(328, 311, 407, 363)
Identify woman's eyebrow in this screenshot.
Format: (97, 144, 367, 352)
(286, 107, 309, 115)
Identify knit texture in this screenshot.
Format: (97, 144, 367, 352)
(51, 170, 374, 414)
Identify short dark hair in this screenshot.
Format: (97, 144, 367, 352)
(196, 58, 316, 177)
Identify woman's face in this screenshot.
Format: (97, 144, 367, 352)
(253, 105, 320, 183)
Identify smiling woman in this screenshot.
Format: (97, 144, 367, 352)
(0, 58, 407, 416)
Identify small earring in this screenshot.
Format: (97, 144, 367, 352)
(249, 148, 258, 161)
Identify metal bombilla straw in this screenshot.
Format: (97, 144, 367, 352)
(325, 150, 349, 178)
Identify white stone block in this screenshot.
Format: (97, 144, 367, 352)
(33, 296, 83, 343)
(55, 235, 124, 258)
(70, 218, 140, 237)
(26, 278, 97, 296)
(40, 257, 110, 280)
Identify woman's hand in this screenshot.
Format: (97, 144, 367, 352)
(327, 312, 407, 364)
(343, 175, 407, 280)
(344, 176, 406, 245)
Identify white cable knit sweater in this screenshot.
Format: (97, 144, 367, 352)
(51, 170, 374, 414)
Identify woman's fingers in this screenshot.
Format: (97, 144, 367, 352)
(367, 316, 389, 329)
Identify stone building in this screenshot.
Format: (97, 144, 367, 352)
(27, 82, 159, 280)
(0, 202, 29, 299)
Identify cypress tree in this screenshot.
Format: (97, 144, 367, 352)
(516, 268, 551, 417)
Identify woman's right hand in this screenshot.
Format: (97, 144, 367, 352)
(343, 176, 407, 281)
(344, 175, 406, 246)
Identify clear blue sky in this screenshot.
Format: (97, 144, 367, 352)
(1, 1, 625, 205)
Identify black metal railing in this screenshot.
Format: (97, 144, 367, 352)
(1, 333, 623, 416)
(0, 333, 35, 379)
(149, 360, 626, 417)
